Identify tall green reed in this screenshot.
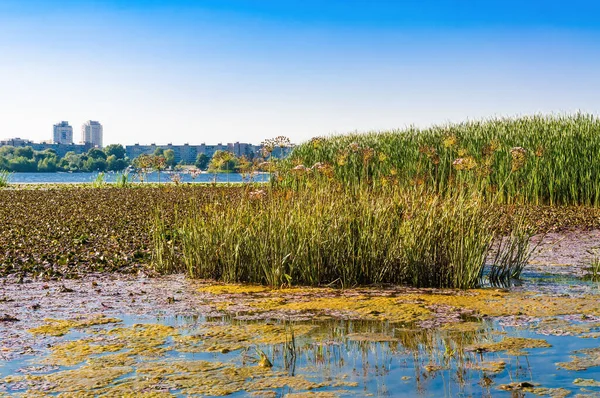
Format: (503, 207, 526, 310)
(287, 114, 600, 206)
(0, 170, 11, 188)
(152, 183, 526, 288)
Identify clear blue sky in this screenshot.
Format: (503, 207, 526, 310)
(1, 0, 599, 145)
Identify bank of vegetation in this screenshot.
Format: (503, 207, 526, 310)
(3, 115, 600, 289)
(0, 144, 132, 172)
(151, 115, 600, 288)
(0, 144, 255, 174)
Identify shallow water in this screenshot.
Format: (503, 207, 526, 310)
(2, 303, 600, 396)
(2, 250, 600, 398)
(7, 171, 266, 184)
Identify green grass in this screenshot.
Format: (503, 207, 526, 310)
(0, 170, 11, 188)
(285, 114, 600, 206)
(152, 184, 531, 288)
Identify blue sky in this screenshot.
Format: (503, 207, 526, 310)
(1, 1, 599, 145)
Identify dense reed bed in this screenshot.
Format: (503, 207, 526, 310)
(152, 114, 600, 288)
(152, 183, 533, 288)
(286, 114, 600, 206)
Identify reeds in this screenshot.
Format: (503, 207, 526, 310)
(0, 170, 10, 188)
(151, 115, 591, 288)
(287, 114, 600, 206)
(152, 184, 527, 288)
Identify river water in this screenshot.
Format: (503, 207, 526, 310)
(6, 171, 267, 184)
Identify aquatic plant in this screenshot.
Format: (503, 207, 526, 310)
(0, 186, 243, 277)
(114, 171, 130, 188)
(91, 172, 106, 188)
(488, 214, 537, 284)
(286, 114, 600, 206)
(152, 184, 530, 288)
(585, 251, 600, 281)
(0, 170, 10, 188)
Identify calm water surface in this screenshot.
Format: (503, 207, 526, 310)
(7, 171, 266, 184)
(2, 277, 600, 397)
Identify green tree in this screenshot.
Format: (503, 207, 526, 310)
(164, 149, 176, 168)
(209, 151, 237, 173)
(0, 146, 15, 158)
(9, 157, 37, 172)
(107, 155, 128, 171)
(38, 156, 58, 172)
(60, 151, 83, 171)
(84, 157, 107, 172)
(14, 146, 34, 159)
(104, 144, 126, 159)
(0, 156, 9, 171)
(87, 148, 107, 160)
(195, 153, 209, 170)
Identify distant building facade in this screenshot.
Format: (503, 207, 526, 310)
(125, 142, 263, 164)
(0, 137, 33, 147)
(81, 121, 103, 148)
(52, 121, 73, 145)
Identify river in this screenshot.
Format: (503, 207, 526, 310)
(6, 171, 268, 184)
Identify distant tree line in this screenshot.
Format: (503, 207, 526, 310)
(0, 145, 261, 173)
(0, 144, 135, 173)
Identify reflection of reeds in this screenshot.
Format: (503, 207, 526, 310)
(267, 319, 500, 396)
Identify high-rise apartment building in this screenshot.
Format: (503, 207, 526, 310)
(81, 120, 103, 148)
(52, 121, 73, 145)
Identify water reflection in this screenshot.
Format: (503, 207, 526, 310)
(1, 314, 600, 397)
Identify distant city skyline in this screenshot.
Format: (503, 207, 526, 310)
(1, 1, 600, 146)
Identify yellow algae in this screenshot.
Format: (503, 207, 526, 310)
(470, 360, 506, 373)
(176, 323, 315, 353)
(528, 387, 571, 397)
(43, 364, 133, 392)
(284, 393, 341, 398)
(274, 296, 432, 323)
(251, 392, 278, 398)
(574, 378, 600, 387)
(199, 284, 271, 294)
(108, 323, 178, 357)
(247, 375, 326, 391)
(86, 352, 136, 368)
(533, 318, 600, 337)
(498, 384, 569, 397)
(441, 322, 485, 333)
(28, 315, 121, 337)
(557, 347, 600, 371)
(346, 333, 398, 342)
(42, 339, 125, 366)
(204, 285, 600, 323)
(467, 337, 551, 355)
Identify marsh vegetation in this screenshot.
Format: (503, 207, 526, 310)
(153, 115, 600, 288)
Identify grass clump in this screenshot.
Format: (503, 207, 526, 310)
(0, 170, 11, 187)
(152, 184, 529, 288)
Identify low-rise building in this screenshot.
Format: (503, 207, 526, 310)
(0, 137, 33, 146)
(125, 142, 260, 164)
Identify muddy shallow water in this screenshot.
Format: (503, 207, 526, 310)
(1, 231, 600, 397)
